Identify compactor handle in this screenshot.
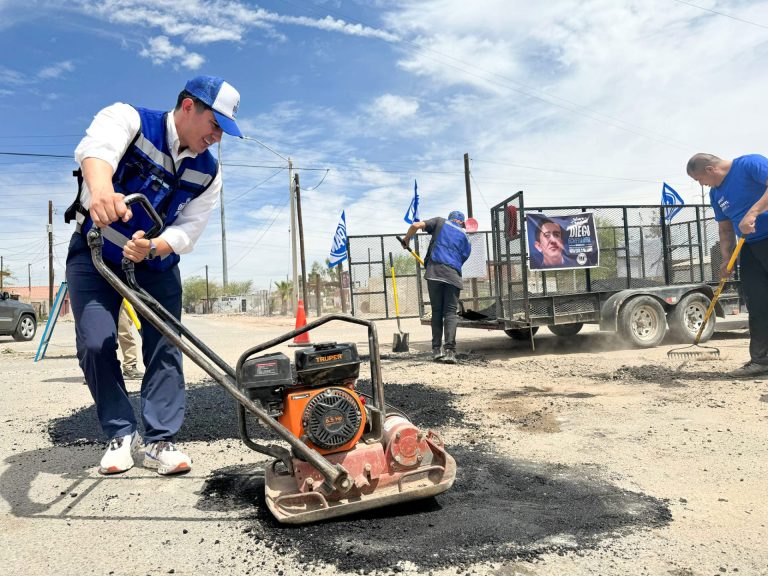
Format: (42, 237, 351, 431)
(123, 193, 164, 239)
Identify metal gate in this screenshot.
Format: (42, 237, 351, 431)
(347, 232, 496, 321)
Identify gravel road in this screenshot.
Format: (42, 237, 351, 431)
(1, 314, 766, 576)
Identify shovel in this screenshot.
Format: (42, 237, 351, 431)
(389, 252, 410, 352)
(396, 235, 425, 266)
(667, 236, 745, 360)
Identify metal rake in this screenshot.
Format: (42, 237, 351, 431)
(667, 237, 744, 360)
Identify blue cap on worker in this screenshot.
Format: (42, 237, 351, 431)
(448, 210, 466, 225)
(184, 75, 243, 138)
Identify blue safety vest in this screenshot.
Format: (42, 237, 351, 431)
(73, 107, 218, 272)
(428, 220, 471, 274)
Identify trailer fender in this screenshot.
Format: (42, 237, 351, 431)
(599, 284, 718, 333)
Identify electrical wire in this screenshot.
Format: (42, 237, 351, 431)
(670, 0, 768, 30)
(225, 166, 286, 205)
(305, 168, 330, 191)
(275, 0, 695, 151)
(228, 197, 291, 271)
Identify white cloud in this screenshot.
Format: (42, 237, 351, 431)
(366, 94, 420, 123)
(38, 60, 75, 79)
(139, 36, 205, 70)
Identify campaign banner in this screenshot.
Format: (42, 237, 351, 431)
(526, 212, 600, 271)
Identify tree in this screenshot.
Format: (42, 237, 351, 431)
(182, 276, 210, 309)
(274, 280, 293, 315)
(222, 280, 252, 296)
(310, 260, 330, 282)
(393, 253, 416, 276)
(0, 266, 15, 289)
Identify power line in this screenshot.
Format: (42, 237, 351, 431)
(670, 0, 768, 30)
(0, 151, 72, 159)
(276, 0, 695, 151)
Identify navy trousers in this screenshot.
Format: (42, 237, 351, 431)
(65, 232, 185, 443)
(740, 237, 768, 365)
(427, 280, 461, 351)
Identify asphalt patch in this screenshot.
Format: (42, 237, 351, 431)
(46, 381, 463, 445)
(596, 365, 687, 386)
(197, 445, 671, 572)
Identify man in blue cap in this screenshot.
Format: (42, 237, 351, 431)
(65, 76, 243, 476)
(402, 210, 472, 363)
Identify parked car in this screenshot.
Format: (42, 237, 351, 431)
(0, 291, 37, 341)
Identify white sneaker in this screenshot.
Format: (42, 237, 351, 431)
(143, 441, 192, 475)
(99, 431, 141, 475)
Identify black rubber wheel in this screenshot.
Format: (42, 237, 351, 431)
(13, 314, 36, 342)
(618, 296, 666, 348)
(504, 326, 539, 340)
(668, 292, 715, 343)
(548, 323, 584, 337)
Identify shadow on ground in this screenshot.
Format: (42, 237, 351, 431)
(46, 381, 464, 445)
(197, 445, 671, 572)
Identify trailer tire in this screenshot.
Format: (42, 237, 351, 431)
(548, 323, 583, 337)
(504, 326, 539, 340)
(668, 293, 715, 343)
(618, 296, 666, 348)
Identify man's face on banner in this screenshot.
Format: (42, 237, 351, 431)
(535, 221, 564, 265)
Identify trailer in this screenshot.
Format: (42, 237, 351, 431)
(347, 191, 744, 349)
(441, 191, 743, 347)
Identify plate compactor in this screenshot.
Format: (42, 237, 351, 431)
(88, 194, 457, 524)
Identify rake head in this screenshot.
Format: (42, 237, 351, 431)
(667, 344, 721, 360)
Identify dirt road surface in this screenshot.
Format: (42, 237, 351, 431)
(1, 314, 766, 576)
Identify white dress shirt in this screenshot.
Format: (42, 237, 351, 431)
(74, 102, 221, 255)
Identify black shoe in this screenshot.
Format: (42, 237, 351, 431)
(123, 366, 144, 379)
(730, 361, 768, 378)
(432, 347, 444, 361)
(442, 350, 457, 364)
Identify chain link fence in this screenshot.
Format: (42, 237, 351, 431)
(347, 232, 495, 321)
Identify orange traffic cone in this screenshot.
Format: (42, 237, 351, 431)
(293, 299, 311, 345)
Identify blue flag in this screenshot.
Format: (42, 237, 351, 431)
(661, 182, 684, 222)
(328, 210, 348, 268)
(403, 179, 420, 224)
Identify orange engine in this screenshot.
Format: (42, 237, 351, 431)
(239, 342, 367, 456)
(278, 383, 366, 455)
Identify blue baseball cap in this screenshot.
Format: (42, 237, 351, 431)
(448, 210, 465, 224)
(184, 75, 243, 138)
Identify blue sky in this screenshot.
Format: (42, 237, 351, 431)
(2, 0, 768, 291)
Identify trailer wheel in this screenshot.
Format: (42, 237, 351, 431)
(668, 293, 715, 343)
(504, 326, 539, 340)
(618, 296, 666, 348)
(548, 323, 583, 337)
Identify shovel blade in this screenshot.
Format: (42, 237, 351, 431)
(393, 331, 410, 352)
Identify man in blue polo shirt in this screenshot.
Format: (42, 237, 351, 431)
(687, 153, 768, 377)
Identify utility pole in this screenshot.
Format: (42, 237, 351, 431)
(205, 264, 210, 313)
(28, 263, 31, 300)
(463, 153, 473, 218)
(288, 157, 298, 311)
(295, 172, 309, 310)
(218, 142, 228, 289)
(1, 256, 3, 291)
(48, 200, 54, 309)
(463, 153, 478, 309)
